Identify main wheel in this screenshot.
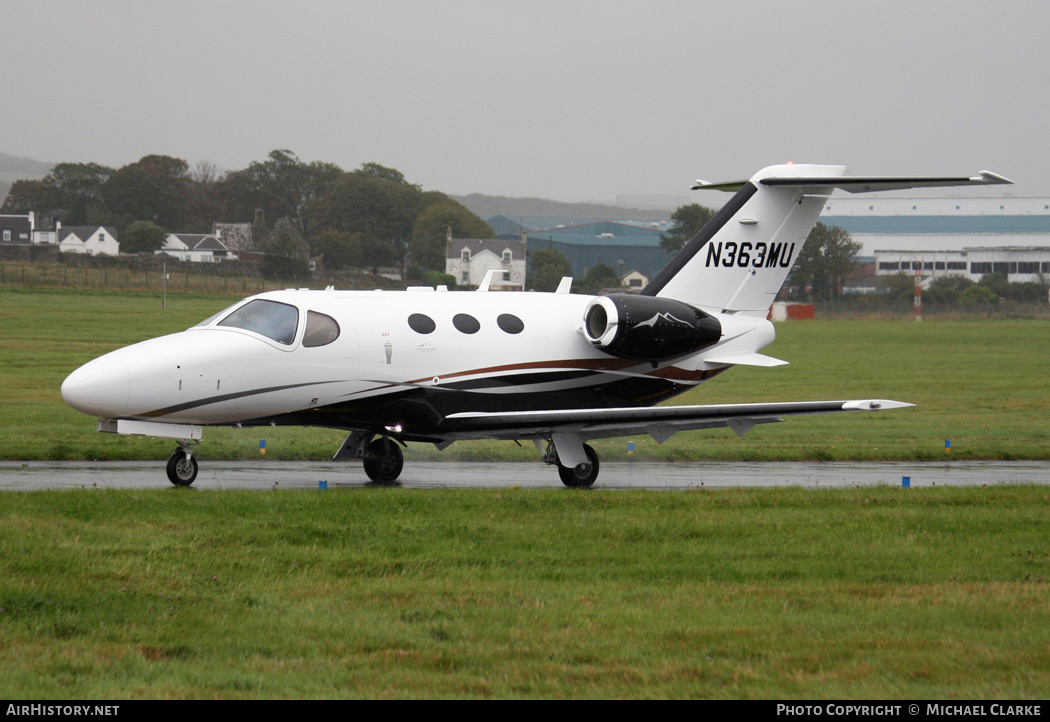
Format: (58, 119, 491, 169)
(558, 444, 599, 488)
(363, 437, 404, 483)
(166, 451, 198, 487)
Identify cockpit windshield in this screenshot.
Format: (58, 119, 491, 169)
(216, 299, 299, 345)
(191, 307, 232, 329)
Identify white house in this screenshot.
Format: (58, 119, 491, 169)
(620, 269, 648, 290)
(157, 233, 236, 263)
(446, 237, 526, 289)
(58, 226, 119, 256)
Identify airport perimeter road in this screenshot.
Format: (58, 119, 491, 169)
(2, 460, 1050, 491)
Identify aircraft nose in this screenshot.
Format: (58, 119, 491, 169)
(61, 356, 131, 418)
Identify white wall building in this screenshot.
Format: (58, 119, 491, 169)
(58, 226, 119, 256)
(620, 269, 648, 290)
(446, 237, 526, 289)
(158, 233, 236, 262)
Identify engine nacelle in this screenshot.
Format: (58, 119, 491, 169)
(582, 294, 722, 362)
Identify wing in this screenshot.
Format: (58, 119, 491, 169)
(441, 399, 912, 445)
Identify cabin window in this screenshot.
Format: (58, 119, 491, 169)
(496, 313, 524, 334)
(303, 311, 340, 347)
(408, 313, 436, 334)
(453, 313, 480, 334)
(218, 299, 299, 345)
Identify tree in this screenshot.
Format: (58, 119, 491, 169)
(311, 172, 420, 269)
(578, 262, 622, 295)
(409, 199, 494, 272)
(103, 160, 189, 234)
(42, 162, 114, 225)
(959, 283, 1000, 304)
(310, 228, 364, 270)
(977, 272, 1010, 298)
(262, 218, 310, 281)
(353, 162, 416, 187)
(660, 203, 716, 254)
(529, 248, 572, 292)
(185, 160, 226, 233)
(923, 276, 968, 304)
(788, 223, 861, 301)
(880, 272, 916, 301)
(122, 221, 167, 254)
(421, 270, 457, 289)
(1, 179, 55, 221)
(222, 150, 342, 236)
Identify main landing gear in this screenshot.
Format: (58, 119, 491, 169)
(362, 437, 404, 483)
(544, 441, 600, 488)
(166, 441, 198, 487)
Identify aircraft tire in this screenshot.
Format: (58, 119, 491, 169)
(166, 451, 198, 487)
(558, 444, 599, 488)
(363, 437, 404, 483)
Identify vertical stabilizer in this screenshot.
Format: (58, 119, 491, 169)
(643, 164, 844, 317)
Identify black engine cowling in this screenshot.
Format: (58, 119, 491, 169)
(583, 294, 721, 362)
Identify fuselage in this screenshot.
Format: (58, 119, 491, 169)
(61, 287, 774, 441)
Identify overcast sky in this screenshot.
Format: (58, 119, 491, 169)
(4, 0, 1046, 202)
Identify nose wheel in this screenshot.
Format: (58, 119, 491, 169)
(166, 446, 198, 486)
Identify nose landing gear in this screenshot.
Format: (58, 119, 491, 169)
(166, 441, 199, 486)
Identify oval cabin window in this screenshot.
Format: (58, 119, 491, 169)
(496, 314, 525, 334)
(408, 313, 436, 334)
(453, 313, 481, 334)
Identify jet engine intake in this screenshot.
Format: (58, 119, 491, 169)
(583, 294, 722, 362)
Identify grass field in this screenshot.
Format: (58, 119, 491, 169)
(1, 284, 1048, 462)
(1, 486, 1048, 699)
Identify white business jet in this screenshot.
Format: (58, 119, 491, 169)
(61, 164, 1011, 487)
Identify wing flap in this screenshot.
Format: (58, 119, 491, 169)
(441, 399, 912, 441)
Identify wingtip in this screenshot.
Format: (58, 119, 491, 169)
(842, 399, 915, 411)
(975, 170, 1014, 185)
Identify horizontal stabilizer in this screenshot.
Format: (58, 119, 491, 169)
(694, 171, 1013, 194)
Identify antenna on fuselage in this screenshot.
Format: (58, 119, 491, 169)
(477, 269, 508, 292)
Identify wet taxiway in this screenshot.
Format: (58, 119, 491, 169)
(2, 459, 1049, 490)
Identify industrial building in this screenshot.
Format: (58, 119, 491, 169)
(488, 214, 671, 283)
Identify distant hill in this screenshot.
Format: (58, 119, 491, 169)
(452, 193, 675, 223)
(0, 152, 54, 206)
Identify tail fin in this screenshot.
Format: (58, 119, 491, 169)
(643, 164, 1012, 317)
